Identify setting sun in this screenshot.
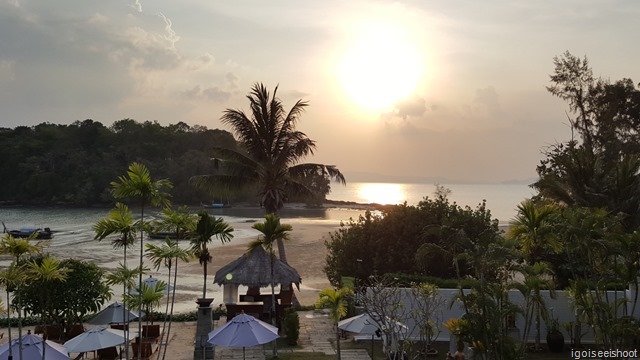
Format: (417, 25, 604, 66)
(358, 183, 406, 205)
(338, 21, 423, 111)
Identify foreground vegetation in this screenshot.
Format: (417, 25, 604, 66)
(323, 52, 640, 359)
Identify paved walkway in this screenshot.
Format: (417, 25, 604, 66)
(214, 310, 371, 360)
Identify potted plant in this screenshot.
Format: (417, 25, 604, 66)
(546, 317, 564, 353)
(212, 304, 226, 320)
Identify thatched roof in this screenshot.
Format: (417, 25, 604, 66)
(214, 246, 302, 288)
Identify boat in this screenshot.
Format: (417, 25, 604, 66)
(202, 202, 231, 209)
(7, 227, 53, 240)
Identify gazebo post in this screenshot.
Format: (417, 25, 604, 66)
(193, 298, 214, 360)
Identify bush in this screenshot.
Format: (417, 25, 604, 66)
(283, 308, 300, 345)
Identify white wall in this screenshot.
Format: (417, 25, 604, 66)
(368, 286, 638, 344)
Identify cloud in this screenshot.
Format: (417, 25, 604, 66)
(129, 0, 142, 13)
(181, 85, 232, 102)
(156, 12, 179, 50)
(225, 72, 239, 88)
(473, 86, 501, 115)
(0, 60, 16, 82)
(394, 96, 427, 119)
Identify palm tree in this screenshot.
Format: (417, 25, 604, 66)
(124, 282, 167, 326)
(513, 262, 556, 354)
(111, 162, 172, 358)
(316, 287, 354, 360)
(94, 203, 138, 268)
(191, 83, 346, 263)
(146, 238, 193, 360)
(189, 211, 233, 299)
(507, 199, 561, 264)
(151, 205, 196, 240)
(0, 265, 25, 360)
(94, 202, 138, 360)
(248, 214, 292, 358)
(26, 256, 70, 360)
(0, 234, 44, 360)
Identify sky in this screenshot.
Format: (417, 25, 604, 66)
(1, 0, 639, 183)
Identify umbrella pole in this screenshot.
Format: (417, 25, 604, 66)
(243, 347, 246, 360)
(371, 334, 374, 357)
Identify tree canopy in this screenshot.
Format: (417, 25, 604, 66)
(0, 119, 234, 205)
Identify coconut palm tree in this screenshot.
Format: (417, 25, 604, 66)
(316, 287, 354, 360)
(146, 238, 193, 360)
(94, 202, 138, 360)
(111, 162, 172, 358)
(191, 83, 346, 263)
(189, 211, 233, 299)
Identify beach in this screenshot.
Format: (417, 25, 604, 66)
(0, 209, 345, 359)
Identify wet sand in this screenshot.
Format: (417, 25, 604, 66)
(0, 212, 348, 359)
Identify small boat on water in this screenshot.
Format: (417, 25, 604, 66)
(6, 227, 53, 240)
(202, 202, 231, 209)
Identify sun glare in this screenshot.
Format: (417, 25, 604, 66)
(338, 21, 423, 111)
(358, 183, 406, 205)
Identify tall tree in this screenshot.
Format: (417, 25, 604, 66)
(189, 211, 233, 299)
(191, 83, 346, 263)
(93, 202, 138, 359)
(0, 234, 44, 360)
(25, 256, 70, 360)
(248, 214, 292, 358)
(110, 162, 172, 358)
(0, 264, 25, 360)
(536, 52, 640, 231)
(146, 237, 193, 360)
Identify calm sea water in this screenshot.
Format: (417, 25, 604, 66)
(0, 182, 534, 313)
(327, 182, 535, 224)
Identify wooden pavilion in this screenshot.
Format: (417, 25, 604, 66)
(213, 246, 302, 327)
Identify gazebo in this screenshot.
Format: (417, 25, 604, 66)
(214, 246, 302, 326)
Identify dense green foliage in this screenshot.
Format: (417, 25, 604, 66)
(534, 52, 640, 232)
(15, 258, 111, 325)
(324, 188, 500, 286)
(0, 119, 235, 205)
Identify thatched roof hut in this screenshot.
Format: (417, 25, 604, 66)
(214, 246, 302, 289)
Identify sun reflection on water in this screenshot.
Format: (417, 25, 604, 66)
(357, 183, 406, 205)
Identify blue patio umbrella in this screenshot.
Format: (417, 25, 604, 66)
(0, 332, 69, 360)
(208, 313, 279, 360)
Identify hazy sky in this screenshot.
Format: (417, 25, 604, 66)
(1, 1, 638, 183)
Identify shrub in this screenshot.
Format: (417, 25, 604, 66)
(283, 308, 300, 345)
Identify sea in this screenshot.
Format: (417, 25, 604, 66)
(0, 181, 534, 313)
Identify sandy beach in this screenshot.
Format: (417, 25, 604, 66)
(0, 207, 350, 359)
